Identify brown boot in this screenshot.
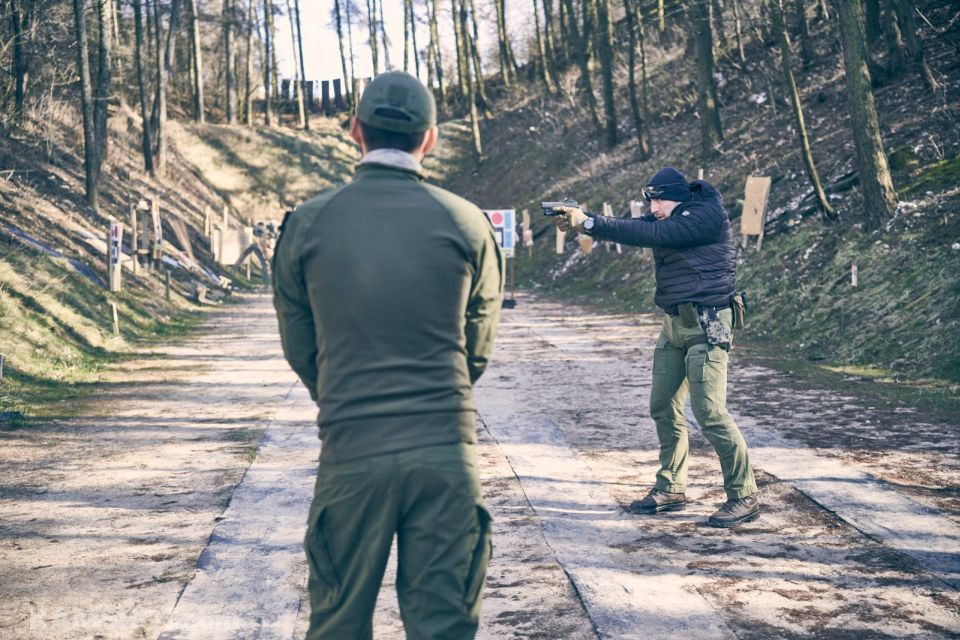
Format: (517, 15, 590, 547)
(627, 488, 687, 514)
(707, 495, 760, 528)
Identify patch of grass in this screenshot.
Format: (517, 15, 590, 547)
(900, 154, 960, 198)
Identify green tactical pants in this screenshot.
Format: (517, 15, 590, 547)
(305, 442, 491, 640)
(649, 308, 758, 500)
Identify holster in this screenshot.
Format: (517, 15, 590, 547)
(731, 291, 747, 330)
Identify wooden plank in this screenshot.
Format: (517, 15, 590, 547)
(741, 176, 771, 237)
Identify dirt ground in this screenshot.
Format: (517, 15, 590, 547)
(1, 292, 958, 639)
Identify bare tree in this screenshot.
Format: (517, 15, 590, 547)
(294, 0, 308, 128)
(835, 0, 898, 225)
(262, 0, 274, 125)
(244, 0, 255, 125)
(892, 0, 938, 93)
(624, 0, 650, 158)
(334, 0, 352, 108)
(133, 0, 154, 172)
(189, 0, 205, 123)
(224, 0, 238, 124)
(285, 0, 305, 128)
(770, 0, 834, 219)
(693, 0, 723, 161)
(378, 0, 391, 71)
(561, 0, 600, 128)
(457, 0, 481, 159)
(73, 0, 99, 207)
(532, 0, 555, 92)
(427, 0, 445, 105)
(595, 0, 617, 147)
(466, 0, 489, 112)
(94, 0, 113, 172)
(408, 0, 420, 77)
(365, 0, 379, 74)
(153, 0, 170, 177)
(10, 0, 33, 122)
(493, 0, 517, 86)
(451, 0, 467, 98)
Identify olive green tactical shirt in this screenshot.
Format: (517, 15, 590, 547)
(272, 161, 504, 463)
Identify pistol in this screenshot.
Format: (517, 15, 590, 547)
(541, 199, 580, 217)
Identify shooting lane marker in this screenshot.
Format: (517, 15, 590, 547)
(555, 225, 565, 255)
(110, 302, 119, 337)
(107, 220, 123, 293)
(630, 200, 651, 259)
(741, 176, 771, 251)
(851, 263, 858, 287)
(151, 199, 164, 269)
(129, 204, 139, 275)
(522, 209, 533, 257)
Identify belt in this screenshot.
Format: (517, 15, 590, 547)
(665, 303, 731, 316)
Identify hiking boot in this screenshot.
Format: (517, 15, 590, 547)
(707, 495, 760, 528)
(627, 488, 687, 514)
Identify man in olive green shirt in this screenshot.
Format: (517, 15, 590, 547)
(272, 72, 504, 639)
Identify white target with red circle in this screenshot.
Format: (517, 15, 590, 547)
(482, 209, 515, 258)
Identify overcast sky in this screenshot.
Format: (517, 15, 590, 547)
(273, 0, 535, 85)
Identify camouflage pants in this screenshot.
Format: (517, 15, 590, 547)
(305, 443, 491, 639)
(649, 308, 757, 500)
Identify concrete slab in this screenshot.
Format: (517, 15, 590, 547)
(157, 382, 318, 640)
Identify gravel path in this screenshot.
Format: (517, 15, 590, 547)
(2, 292, 958, 638)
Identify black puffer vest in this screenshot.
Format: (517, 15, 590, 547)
(589, 180, 736, 311)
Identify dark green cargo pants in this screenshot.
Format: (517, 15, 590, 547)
(649, 308, 757, 500)
(305, 442, 491, 640)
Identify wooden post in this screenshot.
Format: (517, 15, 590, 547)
(333, 78, 344, 110)
(165, 269, 171, 300)
(555, 225, 564, 254)
(602, 202, 621, 254)
(0, 354, 4, 379)
(107, 220, 123, 292)
(110, 301, 119, 337)
(321, 80, 331, 115)
(204, 205, 211, 238)
(222, 204, 229, 230)
(522, 209, 533, 257)
(129, 204, 138, 275)
(151, 198, 163, 267)
(851, 264, 858, 287)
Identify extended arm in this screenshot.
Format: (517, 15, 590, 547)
(590, 205, 723, 248)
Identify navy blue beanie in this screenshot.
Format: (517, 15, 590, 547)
(644, 167, 692, 202)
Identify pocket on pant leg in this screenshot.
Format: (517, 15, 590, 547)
(463, 503, 493, 612)
(305, 505, 342, 603)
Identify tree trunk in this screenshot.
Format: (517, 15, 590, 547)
(541, 0, 559, 83)
(286, 0, 305, 128)
(189, 0, 204, 123)
(365, 0, 379, 75)
(378, 0, 391, 71)
(694, 0, 723, 161)
(10, 0, 32, 122)
(72, 0, 99, 208)
(428, 0, 445, 105)
(295, 0, 308, 127)
(409, 0, 420, 78)
(625, 0, 650, 158)
(151, 0, 167, 175)
(732, 0, 746, 63)
(595, 0, 617, 146)
(711, 0, 728, 52)
(794, 0, 813, 70)
(466, 0, 489, 112)
(532, 0, 555, 92)
(244, 0, 254, 125)
(884, 1, 907, 80)
(403, 0, 411, 71)
(262, 0, 273, 125)
(451, 0, 468, 98)
(892, 0, 938, 93)
(770, 0, 834, 219)
(95, 0, 113, 179)
(346, 0, 356, 92)
(334, 0, 351, 109)
(133, 0, 154, 173)
(458, 0, 481, 159)
(864, 0, 881, 47)
(835, 0, 898, 226)
(561, 0, 600, 128)
(224, 0, 237, 124)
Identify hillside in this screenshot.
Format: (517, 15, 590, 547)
(0, 104, 356, 418)
(430, 1, 960, 393)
